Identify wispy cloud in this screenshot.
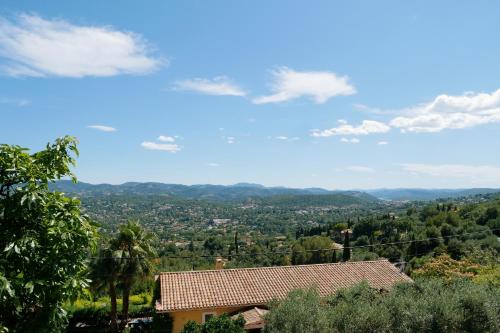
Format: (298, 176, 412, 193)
(377, 141, 389, 145)
(141, 141, 181, 153)
(390, 89, 500, 133)
(340, 137, 360, 144)
(0, 14, 163, 77)
(311, 120, 390, 137)
(173, 76, 246, 96)
(275, 136, 300, 141)
(346, 165, 375, 173)
(157, 135, 175, 142)
(252, 67, 356, 104)
(353, 103, 389, 115)
(87, 125, 117, 132)
(401, 163, 500, 182)
(0, 97, 30, 107)
(207, 162, 220, 167)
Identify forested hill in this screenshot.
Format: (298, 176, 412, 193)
(52, 180, 377, 203)
(53, 180, 500, 202)
(251, 192, 379, 207)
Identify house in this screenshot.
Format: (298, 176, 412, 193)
(208, 218, 231, 228)
(155, 260, 412, 332)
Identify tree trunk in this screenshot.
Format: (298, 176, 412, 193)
(120, 283, 131, 331)
(109, 280, 118, 332)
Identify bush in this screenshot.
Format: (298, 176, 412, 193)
(264, 279, 500, 333)
(152, 312, 173, 333)
(264, 288, 330, 333)
(65, 294, 154, 329)
(411, 254, 480, 280)
(181, 320, 200, 333)
(181, 314, 244, 333)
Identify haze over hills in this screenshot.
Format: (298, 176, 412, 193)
(366, 188, 500, 201)
(52, 180, 500, 202)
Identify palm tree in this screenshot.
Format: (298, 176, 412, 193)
(112, 221, 157, 330)
(90, 247, 121, 332)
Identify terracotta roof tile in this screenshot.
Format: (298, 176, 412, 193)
(156, 259, 412, 312)
(232, 307, 268, 329)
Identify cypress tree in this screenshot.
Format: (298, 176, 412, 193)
(234, 231, 239, 254)
(343, 230, 351, 261)
(331, 250, 337, 263)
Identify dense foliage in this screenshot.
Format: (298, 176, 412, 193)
(0, 137, 97, 332)
(180, 314, 245, 333)
(265, 279, 500, 333)
(90, 221, 156, 331)
(68, 183, 499, 332)
(66, 179, 500, 275)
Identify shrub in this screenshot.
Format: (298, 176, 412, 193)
(152, 312, 173, 333)
(181, 314, 245, 333)
(181, 320, 201, 333)
(411, 254, 480, 280)
(264, 279, 500, 333)
(264, 288, 330, 333)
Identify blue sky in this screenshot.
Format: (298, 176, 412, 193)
(1, 1, 500, 189)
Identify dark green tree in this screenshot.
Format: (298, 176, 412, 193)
(234, 231, 239, 254)
(90, 247, 121, 331)
(0, 137, 97, 332)
(181, 314, 245, 333)
(180, 320, 201, 333)
(331, 250, 338, 263)
(113, 221, 157, 330)
(203, 237, 224, 255)
(342, 230, 351, 261)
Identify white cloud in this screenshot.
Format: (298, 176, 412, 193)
(0, 14, 163, 77)
(377, 141, 389, 145)
(346, 166, 375, 173)
(157, 135, 175, 142)
(0, 97, 30, 106)
(311, 120, 390, 137)
(173, 76, 246, 96)
(87, 125, 117, 132)
(252, 67, 356, 104)
(401, 163, 500, 182)
(275, 136, 300, 141)
(390, 89, 500, 133)
(207, 162, 220, 167)
(226, 136, 235, 144)
(141, 141, 181, 153)
(353, 103, 386, 115)
(340, 137, 360, 144)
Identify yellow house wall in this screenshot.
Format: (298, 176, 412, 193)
(170, 306, 248, 333)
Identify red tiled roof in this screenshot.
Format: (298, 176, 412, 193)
(232, 307, 268, 330)
(156, 260, 412, 312)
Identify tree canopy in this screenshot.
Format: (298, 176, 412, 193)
(0, 137, 97, 332)
(265, 279, 500, 333)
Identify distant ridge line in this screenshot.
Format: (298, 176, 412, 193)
(51, 180, 500, 202)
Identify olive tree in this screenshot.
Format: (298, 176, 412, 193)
(0, 137, 97, 332)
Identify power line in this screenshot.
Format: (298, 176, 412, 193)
(87, 228, 499, 260)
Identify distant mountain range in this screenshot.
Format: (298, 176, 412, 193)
(52, 180, 500, 202)
(52, 180, 372, 203)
